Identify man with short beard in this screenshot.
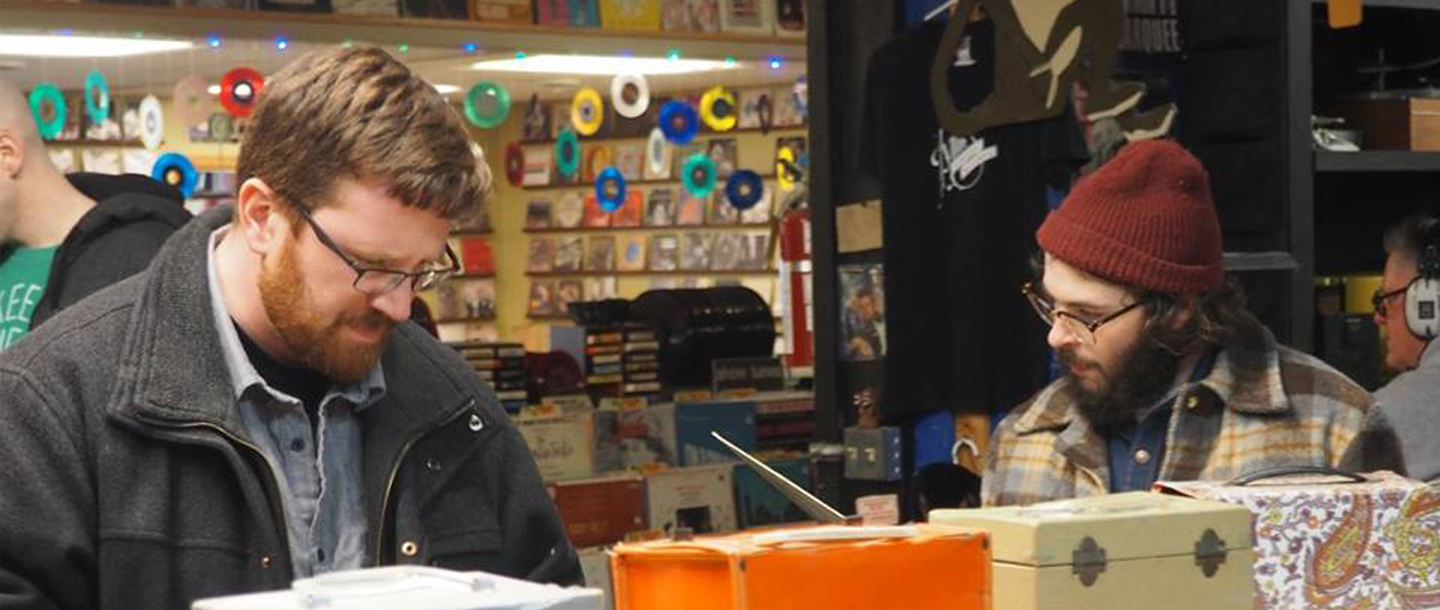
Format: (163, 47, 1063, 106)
(981, 139, 1404, 507)
(0, 47, 580, 610)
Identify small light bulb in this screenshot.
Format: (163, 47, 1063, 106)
(768, 56, 782, 70)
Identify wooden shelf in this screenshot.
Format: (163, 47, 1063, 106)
(0, 0, 805, 58)
(434, 315, 496, 324)
(527, 269, 774, 277)
(525, 222, 772, 233)
(518, 124, 808, 146)
(1314, 150, 1440, 172)
(520, 173, 781, 191)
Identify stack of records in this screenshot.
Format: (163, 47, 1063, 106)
(451, 341, 528, 408)
(584, 324, 662, 397)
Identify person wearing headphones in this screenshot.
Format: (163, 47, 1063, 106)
(1372, 215, 1440, 482)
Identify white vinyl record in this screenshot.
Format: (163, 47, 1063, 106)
(645, 127, 671, 179)
(610, 73, 650, 119)
(138, 95, 164, 151)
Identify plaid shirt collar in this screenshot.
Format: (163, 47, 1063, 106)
(1012, 330, 1291, 436)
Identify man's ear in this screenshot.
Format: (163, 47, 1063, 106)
(235, 177, 291, 256)
(0, 131, 25, 179)
(1168, 294, 1199, 330)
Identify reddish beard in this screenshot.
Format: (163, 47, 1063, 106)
(258, 241, 394, 385)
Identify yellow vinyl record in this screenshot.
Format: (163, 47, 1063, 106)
(570, 87, 604, 136)
(776, 146, 797, 191)
(700, 86, 738, 132)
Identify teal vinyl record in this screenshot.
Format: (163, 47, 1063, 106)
(681, 153, 717, 198)
(29, 83, 66, 140)
(555, 128, 581, 178)
(464, 81, 510, 129)
(152, 153, 199, 198)
(84, 70, 111, 124)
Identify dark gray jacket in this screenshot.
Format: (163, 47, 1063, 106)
(0, 207, 581, 610)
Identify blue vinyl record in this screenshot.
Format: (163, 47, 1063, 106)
(724, 169, 764, 210)
(595, 166, 627, 213)
(658, 99, 699, 145)
(152, 153, 198, 198)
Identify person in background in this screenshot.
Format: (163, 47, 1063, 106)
(0, 78, 190, 350)
(1371, 215, 1440, 481)
(983, 139, 1403, 506)
(0, 46, 580, 610)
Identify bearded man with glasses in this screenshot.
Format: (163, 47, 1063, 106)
(0, 47, 580, 610)
(983, 139, 1404, 507)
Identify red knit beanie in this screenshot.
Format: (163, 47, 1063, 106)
(1036, 139, 1224, 294)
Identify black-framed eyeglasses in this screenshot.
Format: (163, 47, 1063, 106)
(1022, 281, 1144, 346)
(291, 203, 459, 296)
(1372, 281, 1411, 320)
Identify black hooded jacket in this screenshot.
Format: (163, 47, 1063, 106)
(25, 172, 192, 329)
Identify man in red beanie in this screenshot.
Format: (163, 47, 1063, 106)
(982, 139, 1403, 506)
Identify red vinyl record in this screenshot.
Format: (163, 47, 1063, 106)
(220, 67, 264, 118)
(505, 141, 524, 187)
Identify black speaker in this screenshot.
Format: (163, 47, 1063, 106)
(630, 287, 776, 388)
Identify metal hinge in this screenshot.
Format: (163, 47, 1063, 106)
(1193, 529, 1228, 578)
(1072, 536, 1107, 587)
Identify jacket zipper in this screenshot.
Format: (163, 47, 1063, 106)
(372, 397, 477, 565)
(137, 417, 294, 580)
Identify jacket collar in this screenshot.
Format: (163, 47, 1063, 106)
(1012, 328, 1291, 436)
(108, 206, 473, 437)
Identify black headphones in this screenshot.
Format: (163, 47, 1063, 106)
(1404, 218, 1440, 340)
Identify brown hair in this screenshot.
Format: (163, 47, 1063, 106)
(235, 46, 490, 223)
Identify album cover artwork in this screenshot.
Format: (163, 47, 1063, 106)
(613, 142, 645, 181)
(612, 189, 644, 227)
(522, 96, 552, 142)
(460, 279, 497, 319)
(582, 194, 612, 228)
(527, 237, 556, 273)
(458, 236, 495, 275)
(737, 88, 769, 130)
(739, 182, 773, 224)
(585, 235, 617, 271)
(557, 279, 584, 315)
(737, 231, 771, 270)
(774, 86, 804, 127)
(680, 232, 714, 271)
(711, 233, 742, 271)
(707, 191, 740, 226)
(583, 143, 613, 182)
(646, 188, 677, 226)
(649, 234, 680, 271)
(619, 235, 648, 271)
(659, 0, 718, 31)
(706, 138, 737, 178)
(553, 236, 585, 272)
(523, 147, 553, 187)
(553, 191, 585, 228)
(774, 0, 804, 37)
(718, 0, 771, 34)
(670, 142, 703, 179)
(525, 199, 554, 230)
(676, 192, 706, 226)
(528, 280, 558, 317)
(839, 264, 886, 361)
(584, 276, 619, 300)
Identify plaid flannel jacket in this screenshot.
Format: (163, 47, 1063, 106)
(982, 331, 1405, 506)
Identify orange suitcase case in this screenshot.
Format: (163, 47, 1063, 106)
(610, 524, 990, 610)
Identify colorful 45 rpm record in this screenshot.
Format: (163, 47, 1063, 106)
(152, 153, 198, 198)
(658, 100, 698, 145)
(554, 129, 581, 178)
(173, 75, 212, 128)
(220, 67, 264, 118)
(138, 95, 165, 150)
(464, 81, 510, 129)
(610, 73, 650, 119)
(724, 169, 764, 210)
(28, 83, 65, 141)
(594, 166, 627, 213)
(570, 87, 604, 136)
(776, 146, 798, 191)
(504, 141, 525, 187)
(681, 153, 717, 198)
(83, 69, 111, 124)
(699, 86, 737, 132)
(756, 93, 774, 135)
(646, 127, 670, 177)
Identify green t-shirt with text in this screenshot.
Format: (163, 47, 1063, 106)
(0, 245, 57, 350)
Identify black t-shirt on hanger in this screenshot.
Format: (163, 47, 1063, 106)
(860, 17, 1089, 416)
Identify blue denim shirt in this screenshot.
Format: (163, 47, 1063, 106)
(207, 228, 386, 577)
(1107, 349, 1217, 492)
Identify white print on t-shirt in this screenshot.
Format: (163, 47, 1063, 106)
(931, 129, 999, 198)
